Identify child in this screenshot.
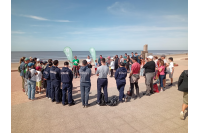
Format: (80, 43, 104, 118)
(168, 57, 174, 86)
(110, 58, 115, 77)
(95, 60, 98, 74)
(36, 66, 43, 94)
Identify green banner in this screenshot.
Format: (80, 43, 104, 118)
(89, 47, 96, 64)
(63, 47, 73, 68)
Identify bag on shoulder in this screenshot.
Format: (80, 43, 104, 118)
(25, 70, 32, 80)
(178, 70, 188, 92)
(18, 66, 21, 73)
(108, 96, 118, 106)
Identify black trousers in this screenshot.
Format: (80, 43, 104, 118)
(130, 82, 139, 97)
(111, 69, 113, 77)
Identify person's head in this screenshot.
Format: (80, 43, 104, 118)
(64, 61, 69, 67)
(161, 55, 165, 60)
(119, 62, 125, 67)
(101, 58, 106, 64)
(37, 58, 40, 63)
(48, 59, 52, 63)
(34, 57, 37, 62)
(100, 55, 102, 57)
(82, 60, 87, 66)
(25, 58, 30, 64)
(36, 66, 42, 71)
(127, 55, 130, 59)
(48, 62, 52, 67)
(131, 57, 137, 63)
(95, 60, 97, 62)
(74, 56, 77, 59)
(153, 56, 158, 60)
(131, 52, 134, 56)
(53, 60, 59, 66)
(120, 55, 122, 58)
(87, 55, 90, 59)
(28, 62, 34, 69)
(168, 57, 173, 62)
(111, 58, 114, 61)
(147, 55, 153, 61)
(116, 55, 118, 58)
(22, 57, 26, 60)
(160, 60, 164, 66)
(20, 58, 24, 64)
(40, 61, 43, 65)
(135, 52, 138, 55)
(125, 53, 127, 56)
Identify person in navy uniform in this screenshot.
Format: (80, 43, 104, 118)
(61, 61, 75, 106)
(43, 62, 52, 99)
(50, 60, 61, 103)
(115, 62, 127, 103)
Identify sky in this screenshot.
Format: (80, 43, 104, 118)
(11, 0, 188, 51)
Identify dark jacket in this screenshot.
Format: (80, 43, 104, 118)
(79, 66, 91, 83)
(114, 58, 119, 68)
(50, 66, 61, 82)
(178, 70, 188, 92)
(143, 61, 155, 73)
(98, 57, 101, 64)
(61, 67, 73, 84)
(43, 66, 51, 80)
(115, 67, 127, 85)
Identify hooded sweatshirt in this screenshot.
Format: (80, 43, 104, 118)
(43, 66, 51, 80)
(61, 67, 73, 84)
(50, 66, 61, 83)
(79, 66, 91, 83)
(115, 66, 127, 84)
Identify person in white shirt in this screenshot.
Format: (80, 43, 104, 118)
(168, 57, 174, 86)
(86, 55, 92, 69)
(120, 55, 124, 63)
(110, 58, 115, 77)
(35, 66, 43, 94)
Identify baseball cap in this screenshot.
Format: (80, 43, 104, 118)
(37, 58, 40, 62)
(147, 55, 153, 59)
(161, 54, 166, 58)
(36, 66, 42, 70)
(25, 58, 30, 61)
(28, 62, 34, 67)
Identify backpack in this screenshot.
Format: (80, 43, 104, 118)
(99, 93, 106, 106)
(25, 70, 32, 80)
(18, 66, 21, 73)
(108, 96, 118, 106)
(178, 70, 188, 92)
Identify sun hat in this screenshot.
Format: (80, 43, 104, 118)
(147, 55, 153, 59)
(37, 58, 40, 62)
(36, 66, 42, 70)
(25, 58, 30, 61)
(28, 62, 34, 67)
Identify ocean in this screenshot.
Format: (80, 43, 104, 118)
(11, 50, 188, 63)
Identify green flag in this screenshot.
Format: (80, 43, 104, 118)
(63, 47, 73, 68)
(89, 47, 96, 64)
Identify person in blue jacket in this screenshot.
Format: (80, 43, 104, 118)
(115, 62, 127, 103)
(43, 62, 52, 99)
(61, 61, 75, 106)
(50, 60, 61, 103)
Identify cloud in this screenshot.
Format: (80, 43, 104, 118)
(66, 31, 84, 34)
(163, 15, 187, 22)
(20, 14, 71, 22)
(11, 31, 25, 34)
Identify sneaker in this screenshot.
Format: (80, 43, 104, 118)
(180, 111, 185, 120)
(68, 102, 75, 106)
(83, 105, 85, 108)
(168, 83, 172, 86)
(85, 104, 90, 108)
(56, 102, 60, 104)
(49, 98, 51, 100)
(160, 89, 163, 92)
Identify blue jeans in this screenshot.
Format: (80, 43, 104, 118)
(97, 78, 108, 103)
(46, 80, 51, 98)
(140, 68, 144, 76)
(62, 83, 73, 105)
(129, 65, 132, 72)
(159, 75, 165, 87)
(27, 80, 36, 100)
(51, 81, 61, 102)
(117, 83, 126, 101)
(80, 82, 91, 106)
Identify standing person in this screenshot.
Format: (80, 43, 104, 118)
(61, 61, 75, 106)
(135, 52, 141, 64)
(131, 52, 134, 58)
(79, 60, 91, 108)
(50, 60, 61, 103)
(156, 60, 165, 92)
(114, 55, 119, 71)
(96, 58, 109, 106)
(178, 70, 188, 120)
(94, 60, 98, 74)
(106, 56, 111, 67)
(126, 55, 131, 71)
(140, 58, 145, 76)
(124, 53, 127, 64)
(86, 55, 92, 69)
(129, 57, 141, 99)
(115, 62, 127, 103)
(22, 58, 30, 95)
(43, 62, 52, 99)
(69, 56, 79, 78)
(26, 63, 38, 101)
(98, 55, 102, 66)
(110, 58, 114, 77)
(35, 66, 43, 94)
(120, 55, 124, 63)
(143, 55, 156, 96)
(161, 55, 168, 89)
(168, 57, 174, 86)
(42, 61, 48, 90)
(19, 57, 25, 92)
(153, 56, 158, 68)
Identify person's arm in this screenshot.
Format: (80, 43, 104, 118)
(129, 69, 133, 78)
(96, 68, 99, 76)
(143, 62, 148, 68)
(89, 69, 91, 77)
(34, 70, 38, 75)
(70, 71, 73, 81)
(158, 67, 163, 72)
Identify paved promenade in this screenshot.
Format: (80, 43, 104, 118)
(11, 58, 188, 133)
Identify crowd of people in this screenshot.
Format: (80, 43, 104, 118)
(18, 53, 175, 108)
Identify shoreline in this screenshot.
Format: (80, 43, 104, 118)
(11, 53, 188, 71)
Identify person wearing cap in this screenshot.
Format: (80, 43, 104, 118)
(22, 58, 30, 95)
(27, 62, 38, 101)
(35, 66, 43, 94)
(43, 62, 53, 99)
(50, 60, 61, 103)
(115, 62, 127, 103)
(61, 61, 75, 106)
(110, 57, 115, 77)
(129, 57, 141, 99)
(143, 55, 156, 96)
(36, 58, 42, 67)
(161, 55, 168, 89)
(96, 58, 109, 106)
